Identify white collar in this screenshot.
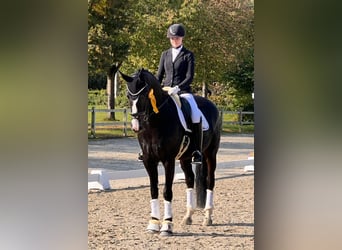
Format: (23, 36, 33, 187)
(172, 45, 183, 52)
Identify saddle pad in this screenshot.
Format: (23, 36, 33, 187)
(169, 95, 209, 132)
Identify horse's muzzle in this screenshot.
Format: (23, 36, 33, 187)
(131, 118, 139, 132)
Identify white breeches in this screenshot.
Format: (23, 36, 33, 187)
(179, 93, 201, 123)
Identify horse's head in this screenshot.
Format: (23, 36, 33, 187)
(120, 68, 163, 132)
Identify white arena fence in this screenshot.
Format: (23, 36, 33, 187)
(88, 107, 254, 138)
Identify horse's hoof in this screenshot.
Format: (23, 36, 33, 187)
(147, 229, 159, 234)
(202, 217, 213, 226)
(160, 230, 173, 236)
(160, 220, 173, 236)
(181, 216, 192, 225)
(146, 219, 160, 233)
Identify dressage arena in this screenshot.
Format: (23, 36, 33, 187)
(88, 134, 254, 249)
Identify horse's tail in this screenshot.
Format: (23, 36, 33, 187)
(195, 162, 207, 208)
(195, 109, 222, 208)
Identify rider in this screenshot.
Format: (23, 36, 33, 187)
(138, 23, 203, 163)
(157, 23, 203, 164)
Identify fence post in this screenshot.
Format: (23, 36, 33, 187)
(220, 110, 223, 130)
(123, 108, 127, 137)
(91, 107, 96, 138)
(238, 109, 242, 133)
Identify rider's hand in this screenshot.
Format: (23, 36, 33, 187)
(168, 86, 180, 95)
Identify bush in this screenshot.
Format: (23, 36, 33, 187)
(88, 74, 107, 90)
(88, 90, 107, 106)
(88, 90, 130, 108)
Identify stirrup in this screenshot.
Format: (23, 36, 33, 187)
(138, 152, 143, 161)
(192, 150, 202, 164)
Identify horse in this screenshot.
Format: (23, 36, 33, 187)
(120, 68, 221, 236)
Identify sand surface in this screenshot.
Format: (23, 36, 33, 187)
(88, 134, 254, 249)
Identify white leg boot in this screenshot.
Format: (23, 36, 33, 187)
(147, 199, 160, 233)
(203, 189, 214, 226)
(182, 188, 195, 225)
(160, 200, 173, 236)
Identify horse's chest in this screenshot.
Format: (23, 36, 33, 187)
(139, 136, 172, 155)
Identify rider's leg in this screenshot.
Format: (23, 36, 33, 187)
(191, 119, 203, 163)
(179, 93, 203, 164)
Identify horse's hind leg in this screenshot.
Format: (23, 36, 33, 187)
(202, 153, 217, 226)
(180, 158, 196, 225)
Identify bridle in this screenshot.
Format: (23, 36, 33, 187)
(126, 83, 148, 97)
(127, 80, 170, 121)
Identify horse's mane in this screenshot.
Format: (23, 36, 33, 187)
(140, 68, 164, 97)
(140, 69, 160, 87)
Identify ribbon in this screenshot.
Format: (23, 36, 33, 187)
(148, 89, 159, 113)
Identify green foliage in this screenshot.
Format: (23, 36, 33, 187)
(115, 93, 130, 108)
(88, 89, 107, 106)
(88, 0, 130, 75)
(88, 89, 129, 108)
(224, 52, 254, 111)
(88, 73, 107, 89)
(88, 0, 254, 112)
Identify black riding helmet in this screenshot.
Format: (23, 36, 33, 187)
(167, 24, 185, 38)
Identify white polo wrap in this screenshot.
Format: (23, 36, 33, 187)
(150, 199, 160, 219)
(205, 189, 214, 210)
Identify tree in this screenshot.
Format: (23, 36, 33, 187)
(186, 0, 254, 102)
(123, 0, 254, 104)
(88, 0, 254, 112)
(88, 0, 129, 119)
(225, 52, 254, 111)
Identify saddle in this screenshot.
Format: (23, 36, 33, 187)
(162, 87, 192, 131)
(179, 98, 192, 130)
(162, 87, 210, 159)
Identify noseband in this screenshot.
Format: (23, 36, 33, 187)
(127, 83, 152, 121)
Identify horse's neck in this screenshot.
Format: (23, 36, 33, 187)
(145, 92, 172, 119)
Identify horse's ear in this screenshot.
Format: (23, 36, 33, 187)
(108, 62, 122, 76)
(119, 71, 133, 82)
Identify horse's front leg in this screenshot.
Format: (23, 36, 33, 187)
(180, 158, 195, 225)
(159, 159, 175, 236)
(145, 159, 161, 233)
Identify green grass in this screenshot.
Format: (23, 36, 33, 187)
(88, 105, 130, 123)
(88, 128, 136, 139)
(222, 124, 254, 134)
(88, 125, 254, 139)
(88, 105, 134, 139)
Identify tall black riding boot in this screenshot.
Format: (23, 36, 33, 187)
(192, 121, 203, 164)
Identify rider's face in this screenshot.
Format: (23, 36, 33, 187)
(170, 37, 183, 48)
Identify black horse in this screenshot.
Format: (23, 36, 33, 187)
(120, 68, 221, 236)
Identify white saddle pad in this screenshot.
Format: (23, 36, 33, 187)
(169, 96, 209, 132)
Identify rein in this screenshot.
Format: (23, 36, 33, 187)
(143, 94, 171, 121)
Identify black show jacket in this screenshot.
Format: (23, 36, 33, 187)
(156, 46, 195, 94)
